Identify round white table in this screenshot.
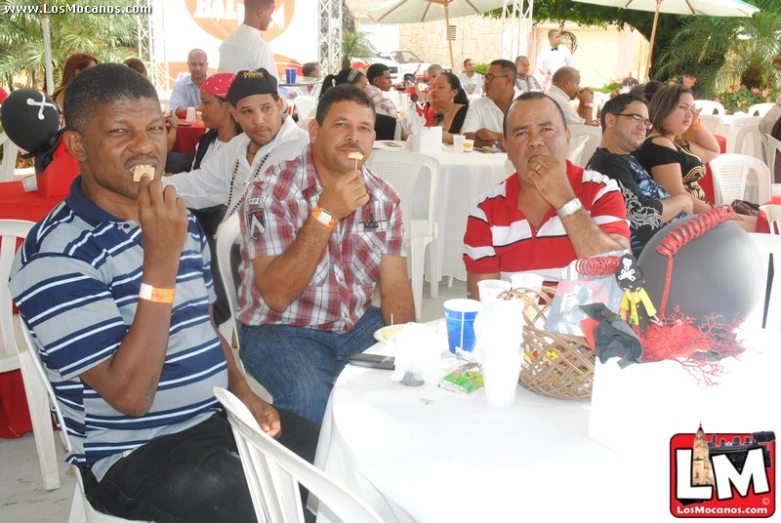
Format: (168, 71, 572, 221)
(312, 327, 780, 523)
(373, 141, 511, 283)
(312, 325, 628, 523)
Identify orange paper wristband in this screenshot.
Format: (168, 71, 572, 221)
(139, 283, 176, 304)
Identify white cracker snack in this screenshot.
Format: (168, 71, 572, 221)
(132, 165, 155, 183)
(347, 152, 363, 161)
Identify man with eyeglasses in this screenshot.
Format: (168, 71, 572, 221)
(587, 93, 693, 256)
(462, 59, 517, 148)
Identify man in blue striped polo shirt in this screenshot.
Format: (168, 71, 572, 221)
(9, 64, 318, 523)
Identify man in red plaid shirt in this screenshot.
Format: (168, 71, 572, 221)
(236, 85, 415, 424)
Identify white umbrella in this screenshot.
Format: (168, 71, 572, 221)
(367, 0, 506, 70)
(572, 0, 759, 79)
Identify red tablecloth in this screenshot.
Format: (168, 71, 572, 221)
(0, 181, 67, 438)
(172, 123, 207, 155)
(699, 134, 727, 205)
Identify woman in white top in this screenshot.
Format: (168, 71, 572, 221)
(192, 73, 242, 170)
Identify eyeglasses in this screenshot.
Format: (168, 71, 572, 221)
(484, 74, 510, 82)
(615, 113, 653, 130)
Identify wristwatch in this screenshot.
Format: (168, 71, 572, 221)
(556, 198, 582, 219)
(311, 206, 336, 230)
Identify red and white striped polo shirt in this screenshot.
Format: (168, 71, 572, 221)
(463, 161, 629, 281)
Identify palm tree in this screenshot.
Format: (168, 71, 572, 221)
(0, 0, 140, 92)
(342, 32, 377, 70)
(654, 0, 781, 96)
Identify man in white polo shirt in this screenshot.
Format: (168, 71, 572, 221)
(462, 59, 516, 148)
(218, 0, 278, 80)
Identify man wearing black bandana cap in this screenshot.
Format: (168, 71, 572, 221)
(165, 68, 309, 324)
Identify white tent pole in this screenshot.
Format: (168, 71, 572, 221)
(42, 0, 55, 94)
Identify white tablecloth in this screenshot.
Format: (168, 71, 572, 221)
(313, 326, 781, 523)
(373, 141, 510, 282)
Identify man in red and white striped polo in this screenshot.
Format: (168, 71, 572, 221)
(463, 91, 631, 300)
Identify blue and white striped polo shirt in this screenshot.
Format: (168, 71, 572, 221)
(9, 178, 228, 480)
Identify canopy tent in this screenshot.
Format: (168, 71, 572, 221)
(572, 0, 760, 79)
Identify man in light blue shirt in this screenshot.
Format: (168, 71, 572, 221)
(170, 49, 209, 118)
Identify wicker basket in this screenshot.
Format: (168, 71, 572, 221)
(500, 287, 595, 401)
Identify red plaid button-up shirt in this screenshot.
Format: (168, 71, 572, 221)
(237, 146, 405, 333)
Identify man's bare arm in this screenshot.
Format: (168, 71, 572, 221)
(378, 255, 415, 324)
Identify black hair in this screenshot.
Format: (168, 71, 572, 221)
(490, 59, 517, 79)
(319, 67, 366, 101)
(302, 62, 318, 76)
(367, 63, 390, 84)
(503, 91, 569, 137)
(64, 63, 158, 133)
(315, 84, 375, 126)
(600, 93, 646, 131)
(643, 80, 664, 104)
(437, 72, 469, 106)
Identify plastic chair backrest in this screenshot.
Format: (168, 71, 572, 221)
(214, 387, 384, 523)
(298, 117, 313, 131)
(568, 125, 602, 167)
(0, 132, 21, 182)
(748, 103, 774, 117)
(731, 116, 763, 158)
(698, 114, 722, 135)
(694, 100, 725, 116)
(765, 134, 781, 180)
(294, 96, 317, 120)
(365, 150, 439, 239)
(215, 213, 241, 341)
(0, 220, 35, 371)
(709, 154, 758, 205)
(567, 134, 589, 165)
(765, 205, 781, 235)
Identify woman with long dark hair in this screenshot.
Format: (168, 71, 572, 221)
(319, 67, 368, 100)
(51, 53, 99, 106)
(425, 72, 469, 144)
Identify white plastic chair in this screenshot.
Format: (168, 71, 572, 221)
(215, 214, 273, 403)
(0, 219, 62, 492)
(765, 134, 781, 183)
(709, 154, 770, 205)
(215, 214, 241, 346)
(748, 103, 775, 117)
(294, 95, 317, 120)
(764, 205, 781, 235)
(568, 125, 602, 167)
(1, 132, 21, 182)
(567, 134, 589, 165)
(748, 233, 781, 332)
(298, 117, 314, 131)
(16, 322, 149, 522)
(698, 114, 722, 135)
(213, 387, 384, 523)
(694, 100, 725, 116)
(365, 150, 439, 319)
(729, 116, 763, 158)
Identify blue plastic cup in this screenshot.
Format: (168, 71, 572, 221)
(285, 68, 297, 84)
(444, 299, 482, 355)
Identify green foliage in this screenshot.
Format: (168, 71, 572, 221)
(474, 63, 489, 76)
(654, 0, 779, 97)
(594, 81, 622, 94)
(342, 32, 377, 69)
(715, 84, 779, 114)
(0, 0, 141, 91)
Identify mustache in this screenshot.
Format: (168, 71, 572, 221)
(339, 144, 362, 152)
